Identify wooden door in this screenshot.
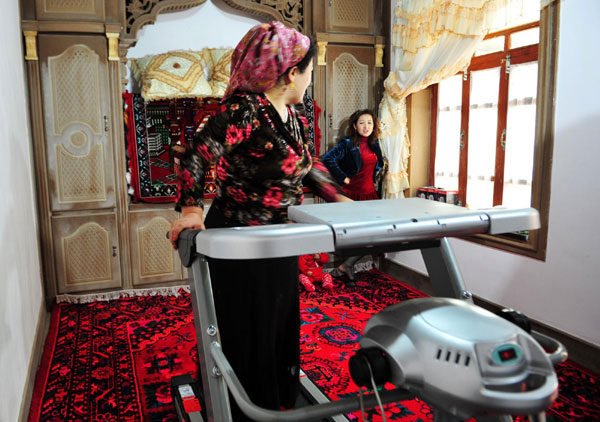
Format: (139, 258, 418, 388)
(37, 34, 123, 294)
(38, 34, 116, 212)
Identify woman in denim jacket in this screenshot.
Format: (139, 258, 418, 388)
(322, 109, 385, 284)
(322, 109, 384, 199)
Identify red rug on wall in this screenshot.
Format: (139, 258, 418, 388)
(123, 93, 220, 203)
(28, 271, 600, 422)
(122, 93, 323, 203)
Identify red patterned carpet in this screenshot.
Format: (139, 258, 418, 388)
(300, 269, 432, 421)
(29, 269, 599, 421)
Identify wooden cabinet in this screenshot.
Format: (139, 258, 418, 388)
(22, 2, 187, 304)
(33, 33, 129, 296)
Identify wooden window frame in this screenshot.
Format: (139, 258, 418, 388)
(428, 3, 559, 260)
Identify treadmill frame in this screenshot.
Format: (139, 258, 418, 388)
(180, 198, 542, 422)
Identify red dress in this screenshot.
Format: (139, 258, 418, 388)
(342, 136, 380, 201)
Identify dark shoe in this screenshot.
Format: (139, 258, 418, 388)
(330, 268, 343, 278)
(344, 279, 356, 288)
(338, 264, 355, 281)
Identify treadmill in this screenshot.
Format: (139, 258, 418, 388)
(172, 198, 566, 422)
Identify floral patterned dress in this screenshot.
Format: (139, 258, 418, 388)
(175, 92, 344, 419)
(176, 92, 343, 223)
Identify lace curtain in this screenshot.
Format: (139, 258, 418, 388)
(379, 0, 542, 198)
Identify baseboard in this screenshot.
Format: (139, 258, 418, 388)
(18, 300, 51, 422)
(379, 258, 434, 296)
(380, 258, 600, 375)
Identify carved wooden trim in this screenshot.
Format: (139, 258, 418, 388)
(106, 32, 120, 61)
(375, 43, 384, 68)
(218, 0, 304, 32)
(124, 1, 305, 47)
(24, 31, 38, 61)
(317, 41, 327, 66)
(124, 0, 208, 41)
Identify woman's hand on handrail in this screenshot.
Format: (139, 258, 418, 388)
(169, 206, 206, 249)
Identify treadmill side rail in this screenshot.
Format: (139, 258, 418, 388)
(188, 256, 232, 421)
(194, 223, 334, 259)
(484, 207, 540, 234)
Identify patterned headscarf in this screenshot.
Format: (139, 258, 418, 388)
(223, 21, 311, 100)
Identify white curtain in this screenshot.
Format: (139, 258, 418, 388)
(379, 0, 541, 198)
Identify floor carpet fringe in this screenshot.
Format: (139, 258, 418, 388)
(56, 285, 190, 304)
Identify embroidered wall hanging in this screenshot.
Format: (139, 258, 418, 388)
(296, 93, 323, 157)
(123, 92, 220, 203)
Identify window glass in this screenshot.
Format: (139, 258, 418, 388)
(503, 61, 538, 208)
(511, 27, 540, 49)
(467, 68, 500, 209)
(434, 75, 463, 191)
(428, 1, 555, 259)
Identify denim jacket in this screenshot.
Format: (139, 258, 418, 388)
(322, 137, 384, 186)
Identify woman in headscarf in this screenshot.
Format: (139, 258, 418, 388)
(168, 21, 350, 420)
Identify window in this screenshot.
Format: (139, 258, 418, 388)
(429, 4, 559, 260)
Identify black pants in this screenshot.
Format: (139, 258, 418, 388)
(204, 206, 300, 421)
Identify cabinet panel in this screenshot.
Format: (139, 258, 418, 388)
(38, 34, 115, 211)
(35, 0, 105, 21)
(326, 0, 374, 34)
(52, 212, 122, 293)
(325, 45, 375, 150)
(129, 209, 183, 286)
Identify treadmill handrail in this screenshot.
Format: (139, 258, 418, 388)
(192, 223, 335, 260)
(211, 342, 414, 422)
(531, 330, 568, 366)
(183, 201, 541, 261)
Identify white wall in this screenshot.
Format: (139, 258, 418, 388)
(389, 0, 600, 348)
(0, 2, 44, 421)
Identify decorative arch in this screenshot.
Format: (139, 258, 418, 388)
(123, 0, 304, 45)
(218, 0, 304, 31)
(124, 0, 208, 42)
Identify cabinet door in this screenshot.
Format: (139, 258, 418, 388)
(52, 212, 122, 293)
(38, 34, 115, 212)
(325, 45, 375, 151)
(326, 0, 374, 34)
(129, 209, 183, 286)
